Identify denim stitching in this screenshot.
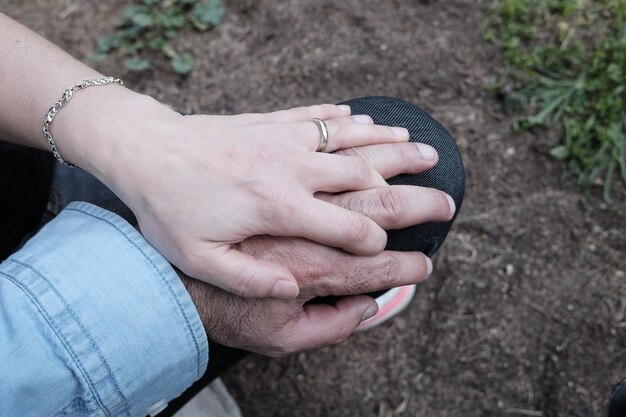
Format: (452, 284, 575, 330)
(0, 270, 110, 417)
(65, 207, 203, 377)
(7, 260, 129, 415)
(54, 397, 100, 417)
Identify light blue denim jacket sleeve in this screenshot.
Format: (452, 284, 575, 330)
(0, 202, 208, 417)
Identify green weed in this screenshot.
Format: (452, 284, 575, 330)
(484, 0, 626, 211)
(90, 0, 224, 74)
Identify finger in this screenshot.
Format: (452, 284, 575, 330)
(278, 198, 388, 256)
(292, 118, 409, 152)
(300, 153, 387, 192)
(302, 251, 432, 297)
(328, 114, 375, 125)
(260, 104, 352, 123)
(184, 245, 300, 299)
(336, 142, 439, 179)
(287, 295, 378, 352)
(316, 185, 456, 229)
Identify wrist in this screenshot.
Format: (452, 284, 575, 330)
(179, 271, 214, 333)
(51, 84, 180, 186)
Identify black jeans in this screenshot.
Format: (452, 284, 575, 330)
(162, 96, 466, 415)
(1, 96, 465, 415)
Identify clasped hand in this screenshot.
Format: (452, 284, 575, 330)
(181, 133, 456, 356)
(110, 103, 451, 299)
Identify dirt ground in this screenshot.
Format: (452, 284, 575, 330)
(3, 0, 626, 416)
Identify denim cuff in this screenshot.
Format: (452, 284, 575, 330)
(1, 202, 208, 417)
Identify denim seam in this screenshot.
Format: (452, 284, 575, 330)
(65, 206, 203, 377)
(8, 259, 130, 415)
(54, 397, 101, 417)
(0, 270, 109, 417)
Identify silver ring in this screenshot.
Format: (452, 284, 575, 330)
(311, 118, 329, 152)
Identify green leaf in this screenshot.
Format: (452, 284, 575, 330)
(148, 36, 166, 51)
(171, 53, 194, 74)
(123, 56, 151, 72)
(130, 12, 154, 28)
(96, 36, 114, 53)
(159, 12, 185, 28)
(161, 43, 177, 58)
(192, 0, 224, 31)
(550, 145, 570, 160)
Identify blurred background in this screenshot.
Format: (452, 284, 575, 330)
(2, 0, 625, 416)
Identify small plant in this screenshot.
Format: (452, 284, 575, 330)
(484, 0, 626, 211)
(91, 0, 224, 74)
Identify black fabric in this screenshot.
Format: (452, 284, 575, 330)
(345, 96, 465, 256)
(162, 96, 466, 416)
(0, 141, 54, 261)
(345, 96, 464, 298)
(609, 378, 626, 417)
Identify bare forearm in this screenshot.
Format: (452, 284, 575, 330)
(0, 12, 173, 180)
(0, 12, 100, 146)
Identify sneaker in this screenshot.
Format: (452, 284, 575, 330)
(357, 284, 416, 331)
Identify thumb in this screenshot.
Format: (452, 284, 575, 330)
(191, 246, 300, 299)
(288, 295, 378, 352)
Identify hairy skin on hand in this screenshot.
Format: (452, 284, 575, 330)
(173, 135, 454, 356)
(179, 235, 432, 357)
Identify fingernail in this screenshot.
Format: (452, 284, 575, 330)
(417, 144, 436, 160)
(338, 105, 351, 113)
(361, 305, 378, 322)
(445, 194, 456, 218)
(426, 256, 433, 275)
(352, 115, 373, 124)
(271, 280, 300, 299)
(392, 127, 409, 138)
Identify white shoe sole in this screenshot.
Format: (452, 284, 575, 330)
(356, 284, 416, 331)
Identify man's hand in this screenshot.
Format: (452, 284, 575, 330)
(181, 141, 455, 356)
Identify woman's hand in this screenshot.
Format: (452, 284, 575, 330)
(98, 102, 411, 299)
(0, 13, 411, 300)
(181, 140, 455, 356)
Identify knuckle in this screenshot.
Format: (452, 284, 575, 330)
(391, 143, 410, 163)
(291, 107, 309, 120)
(319, 103, 335, 114)
(378, 186, 406, 221)
(345, 216, 372, 246)
(258, 193, 298, 228)
(331, 119, 348, 140)
(354, 114, 373, 124)
(273, 334, 300, 356)
(337, 193, 358, 212)
(379, 254, 401, 287)
(346, 157, 372, 184)
(335, 146, 361, 159)
(228, 281, 249, 298)
(331, 325, 354, 346)
(228, 266, 259, 297)
(277, 195, 300, 222)
(384, 125, 403, 139)
(427, 189, 452, 219)
(345, 264, 370, 293)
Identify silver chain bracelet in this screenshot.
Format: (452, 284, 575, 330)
(43, 76, 124, 167)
